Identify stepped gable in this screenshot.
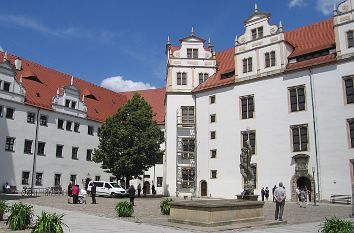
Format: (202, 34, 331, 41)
(0, 51, 128, 122)
(122, 88, 166, 124)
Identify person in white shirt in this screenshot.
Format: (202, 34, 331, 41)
(274, 182, 286, 221)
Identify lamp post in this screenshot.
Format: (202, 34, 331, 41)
(312, 166, 317, 206)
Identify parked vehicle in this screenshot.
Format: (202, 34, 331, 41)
(87, 181, 127, 198)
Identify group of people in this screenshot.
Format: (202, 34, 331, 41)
(260, 187, 270, 201)
(296, 186, 311, 208)
(67, 183, 87, 204)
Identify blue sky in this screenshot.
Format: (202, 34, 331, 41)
(0, 0, 341, 91)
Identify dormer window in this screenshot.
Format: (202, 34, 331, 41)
(251, 27, 263, 40)
(187, 48, 198, 58)
(65, 99, 76, 109)
(71, 101, 76, 109)
(3, 82, 10, 92)
(177, 72, 187, 85)
(347, 30, 354, 48)
(198, 73, 209, 84)
(65, 99, 70, 107)
(265, 51, 276, 68)
(243, 58, 253, 73)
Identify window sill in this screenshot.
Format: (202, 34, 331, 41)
(72, 158, 79, 160)
(5, 149, 15, 152)
(37, 154, 46, 156)
(40, 124, 48, 127)
(24, 152, 33, 155)
(56, 156, 64, 159)
(27, 122, 35, 124)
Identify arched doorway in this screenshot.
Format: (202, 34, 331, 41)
(143, 181, 150, 195)
(297, 176, 312, 201)
(200, 180, 207, 197)
(291, 154, 315, 202)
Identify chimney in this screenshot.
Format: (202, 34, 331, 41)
(15, 58, 22, 70)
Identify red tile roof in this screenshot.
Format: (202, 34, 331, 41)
(0, 52, 165, 123)
(286, 54, 336, 71)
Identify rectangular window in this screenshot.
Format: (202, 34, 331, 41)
(54, 174, 61, 186)
(210, 114, 216, 123)
(181, 138, 195, 159)
(243, 58, 253, 73)
(240, 95, 254, 119)
(66, 121, 72, 131)
(71, 101, 76, 109)
(265, 52, 270, 68)
(181, 106, 194, 124)
(22, 171, 30, 185)
(3, 82, 10, 92)
(5, 107, 14, 119)
(210, 149, 217, 158)
(157, 177, 163, 187)
(270, 51, 276, 66)
(265, 51, 276, 68)
(198, 73, 209, 84)
(0, 105, 3, 117)
(251, 27, 263, 40)
(74, 122, 80, 132)
(347, 30, 354, 48)
(289, 86, 306, 112)
(182, 72, 187, 85)
(209, 95, 216, 104)
(35, 172, 43, 186)
(211, 170, 217, 179)
(243, 59, 247, 73)
(348, 119, 354, 148)
(241, 131, 256, 154)
(95, 176, 101, 181)
(70, 175, 77, 185)
(57, 119, 64, 129)
(210, 131, 216, 140)
(291, 125, 308, 152)
(5, 137, 15, 151)
(56, 145, 63, 158)
(258, 27, 263, 38)
(181, 167, 195, 188)
(248, 58, 253, 72)
(24, 140, 33, 154)
(65, 99, 70, 107)
(251, 29, 257, 40)
(37, 142, 45, 155)
(187, 48, 198, 58)
(88, 125, 94, 135)
(345, 78, 354, 104)
(86, 149, 92, 161)
(27, 112, 35, 124)
(40, 115, 48, 126)
(72, 147, 79, 160)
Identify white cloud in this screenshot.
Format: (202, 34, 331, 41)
(100, 76, 156, 92)
(316, 0, 342, 15)
(289, 0, 306, 8)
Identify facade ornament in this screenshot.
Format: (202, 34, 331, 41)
(3, 51, 7, 62)
(239, 138, 255, 196)
(279, 20, 283, 32)
(235, 35, 238, 46)
(333, 3, 337, 16)
(167, 35, 171, 45)
(255, 3, 259, 13)
(191, 26, 194, 36)
(208, 37, 214, 53)
(70, 76, 74, 85)
(19, 75, 23, 84)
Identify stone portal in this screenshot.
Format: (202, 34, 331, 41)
(291, 154, 315, 202)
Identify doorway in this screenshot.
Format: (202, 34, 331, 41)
(201, 180, 207, 197)
(143, 181, 151, 195)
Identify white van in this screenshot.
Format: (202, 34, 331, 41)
(87, 181, 127, 198)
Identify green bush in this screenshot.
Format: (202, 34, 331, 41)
(115, 201, 134, 217)
(0, 200, 8, 221)
(32, 211, 67, 233)
(160, 198, 173, 215)
(6, 202, 33, 230)
(319, 216, 353, 233)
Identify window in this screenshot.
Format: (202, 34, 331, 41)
(65, 99, 70, 107)
(54, 174, 61, 186)
(35, 172, 43, 186)
(251, 27, 263, 40)
(37, 142, 45, 155)
(265, 51, 276, 67)
(210, 149, 217, 158)
(3, 82, 10, 92)
(56, 145, 63, 158)
(71, 101, 76, 109)
(181, 106, 194, 124)
(209, 95, 216, 104)
(210, 131, 216, 140)
(347, 30, 354, 48)
(210, 114, 216, 123)
(70, 175, 77, 185)
(291, 125, 308, 152)
(74, 122, 80, 132)
(289, 86, 306, 112)
(86, 149, 92, 161)
(187, 48, 198, 58)
(211, 170, 217, 179)
(181, 167, 195, 188)
(348, 119, 354, 148)
(177, 72, 187, 85)
(344, 78, 354, 104)
(72, 147, 79, 160)
(5, 107, 14, 119)
(242, 58, 253, 73)
(88, 125, 94, 135)
(0, 105, 3, 117)
(198, 73, 209, 84)
(104, 183, 111, 189)
(251, 29, 257, 40)
(24, 140, 33, 154)
(22, 172, 30, 185)
(27, 112, 35, 124)
(57, 119, 64, 129)
(40, 115, 48, 126)
(66, 121, 72, 131)
(240, 95, 254, 119)
(181, 138, 195, 159)
(157, 177, 163, 187)
(241, 131, 256, 154)
(5, 137, 15, 151)
(109, 176, 116, 182)
(95, 176, 101, 181)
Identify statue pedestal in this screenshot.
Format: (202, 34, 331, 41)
(236, 194, 259, 201)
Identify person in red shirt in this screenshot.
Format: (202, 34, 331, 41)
(72, 185, 79, 204)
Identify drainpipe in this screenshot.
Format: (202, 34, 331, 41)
(30, 108, 40, 192)
(308, 68, 321, 200)
(193, 93, 197, 198)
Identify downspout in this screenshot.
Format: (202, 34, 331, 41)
(30, 107, 40, 191)
(308, 68, 321, 200)
(193, 93, 197, 198)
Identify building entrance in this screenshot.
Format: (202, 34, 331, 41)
(143, 181, 151, 195)
(201, 180, 207, 197)
(297, 176, 312, 201)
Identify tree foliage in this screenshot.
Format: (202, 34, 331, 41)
(93, 93, 164, 185)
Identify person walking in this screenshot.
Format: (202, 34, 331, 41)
(272, 185, 277, 202)
(72, 184, 79, 204)
(128, 185, 136, 206)
(265, 187, 270, 201)
(137, 183, 141, 197)
(295, 187, 300, 205)
(67, 182, 73, 204)
(91, 182, 97, 204)
(261, 187, 265, 201)
(274, 182, 286, 221)
(299, 188, 307, 208)
(152, 184, 156, 195)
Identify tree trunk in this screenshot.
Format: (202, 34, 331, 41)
(125, 176, 131, 189)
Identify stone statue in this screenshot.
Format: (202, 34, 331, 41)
(239, 141, 255, 196)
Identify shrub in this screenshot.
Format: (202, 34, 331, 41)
(0, 200, 8, 221)
(115, 201, 133, 217)
(160, 198, 173, 215)
(319, 216, 353, 233)
(32, 211, 67, 233)
(6, 202, 33, 230)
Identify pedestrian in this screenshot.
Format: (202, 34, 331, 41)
(265, 187, 270, 201)
(272, 185, 277, 202)
(261, 187, 265, 201)
(304, 187, 309, 206)
(299, 189, 307, 208)
(72, 184, 79, 204)
(137, 183, 141, 197)
(91, 182, 97, 204)
(128, 185, 136, 206)
(295, 187, 300, 205)
(274, 182, 286, 221)
(152, 184, 156, 195)
(67, 182, 72, 204)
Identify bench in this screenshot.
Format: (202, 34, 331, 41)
(330, 195, 351, 205)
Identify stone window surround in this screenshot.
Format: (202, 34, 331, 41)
(288, 85, 307, 112)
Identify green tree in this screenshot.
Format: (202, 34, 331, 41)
(93, 93, 164, 187)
